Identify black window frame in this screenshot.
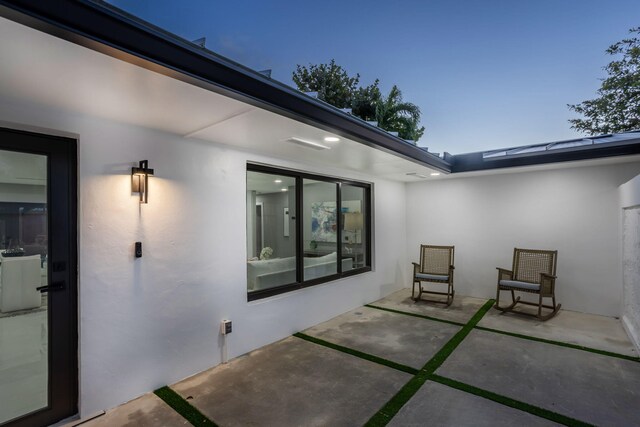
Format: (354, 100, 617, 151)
(247, 163, 372, 301)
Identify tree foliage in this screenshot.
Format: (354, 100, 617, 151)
(375, 85, 425, 141)
(568, 27, 640, 135)
(292, 60, 426, 141)
(351, 79, 381, 121)
(292, 59, 359, 109)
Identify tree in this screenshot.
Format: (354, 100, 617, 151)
(375, 85, 425, 141)
(351, 79, 381, 121)
(292, 59, 360, 109)
(292, 60, 426, 141)
(568, 27, 640, 135)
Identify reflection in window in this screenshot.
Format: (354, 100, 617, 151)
(247, 165, 372, 300)
(342, 184, 366, 270)
(303, 179, 339, 281)
(246, 171, 296, 293)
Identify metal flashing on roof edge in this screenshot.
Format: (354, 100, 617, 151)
(453, 131, 640, 173)
(0, 0, 451, 173)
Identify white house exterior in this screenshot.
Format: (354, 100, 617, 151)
(0, 2, 639, 426)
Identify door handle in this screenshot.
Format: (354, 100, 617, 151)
(37, 281, 65, 293)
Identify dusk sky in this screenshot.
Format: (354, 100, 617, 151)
(109, 0, 640, 154)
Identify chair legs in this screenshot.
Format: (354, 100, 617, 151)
(413, 280, 454, 306)
(494, 288, 560, 320)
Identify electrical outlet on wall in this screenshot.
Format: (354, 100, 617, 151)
(220, 319, 232, 335)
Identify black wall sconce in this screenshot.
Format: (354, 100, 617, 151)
(132, 160, 154, 204)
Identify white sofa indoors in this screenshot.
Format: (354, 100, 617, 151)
(0, 254, 42, 313)
(247, 252, 353, 291)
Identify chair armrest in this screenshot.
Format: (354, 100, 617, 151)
(539, 273, 557, 294)
(496, 268, 513, 281)
(412, 262, 420, 275)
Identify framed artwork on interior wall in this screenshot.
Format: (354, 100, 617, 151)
(283, 207, 289, 237)
(311, 200, 361, 243)
(311, 201, 337, 242)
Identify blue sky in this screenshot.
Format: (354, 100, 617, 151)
(109, 0, 640, 154)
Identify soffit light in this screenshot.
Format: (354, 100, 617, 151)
(430, 172, 441, 176)
(324, 136, 340, 142)
(132, 160, 154, 203)
(274, 179, 282, 183)
(406, 172, 428, 179)
(285, 137, 330, 150)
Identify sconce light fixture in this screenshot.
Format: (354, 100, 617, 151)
(131, 160, 154, 203)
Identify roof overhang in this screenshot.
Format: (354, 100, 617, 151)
(1, 0, 639, 177)
(452, 132, 640, 173)
(0, 0, 451, 173)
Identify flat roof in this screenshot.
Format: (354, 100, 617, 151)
(1, 0, 639, 174)
(452, 131, 640, 172)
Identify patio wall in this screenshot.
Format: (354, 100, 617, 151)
(405, 161, 640, 317)
(620, 173, 640, 352)
(0, 99, 408, 417)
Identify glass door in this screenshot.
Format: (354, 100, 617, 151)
(0, 128, 77, 427)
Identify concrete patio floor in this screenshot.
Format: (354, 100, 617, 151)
(75, 288, 640, 427)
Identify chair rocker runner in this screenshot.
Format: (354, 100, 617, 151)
(495, 248, 560, 320)
(412, 245, 455, 306)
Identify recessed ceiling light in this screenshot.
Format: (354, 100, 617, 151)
(274, 179, 282, 183)
(285, 137, 330, 150)
(430, 172, 441, 176)
(406, 172, 428, 179)
(324, 136, 340, 142)
(281, 188, 288, 192)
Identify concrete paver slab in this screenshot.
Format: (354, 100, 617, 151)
(479, 307, 638, 357)
(389, 381, 559, 427)
(371, 288, 487, 324)
(436, 329, 640, 426)
(80, 393, 188, 427)
(171, 336, 411, 427)
(302, 306, 461, 369)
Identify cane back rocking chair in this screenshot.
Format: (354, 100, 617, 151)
(412, 245, 455, 306)
(495, 248, 560, 320)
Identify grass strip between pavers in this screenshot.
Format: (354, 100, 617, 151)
(154, 386, 218, 427)
(365, 299, 495, 427)
(430, 374, 595, 427)
(366, 303, 640, 364)
(475, 326, 640, 363)
(293, 332, 418, 375)
(364, 304, 466, 326)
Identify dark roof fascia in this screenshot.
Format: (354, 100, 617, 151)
(0, 0, 451, 173)
(452, 138, 640, 173)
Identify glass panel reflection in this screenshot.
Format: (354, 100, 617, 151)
(246, 171, 296, 293)
(303, 179, 339, 280)
(342, 184, 367, 270)
(0, 149, 48, 424)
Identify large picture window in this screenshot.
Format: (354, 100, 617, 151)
(246, 164, 372, 300)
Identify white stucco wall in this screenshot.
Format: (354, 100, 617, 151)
(405, 162, 640, 317)
(0, 99, 407, 416)
(620, 174, 640, 353)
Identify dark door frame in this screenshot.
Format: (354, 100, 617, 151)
(0, 127, 78, 427)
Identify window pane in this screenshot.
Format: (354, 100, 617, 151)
(246, 171, 296, 293)
(303, 179, 338, 280)
(342, 184, 367, 270)
(0, 150, 48, 424)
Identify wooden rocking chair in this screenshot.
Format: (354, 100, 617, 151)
(412, 245, 455, 306)
(495, 248, 560, 320)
